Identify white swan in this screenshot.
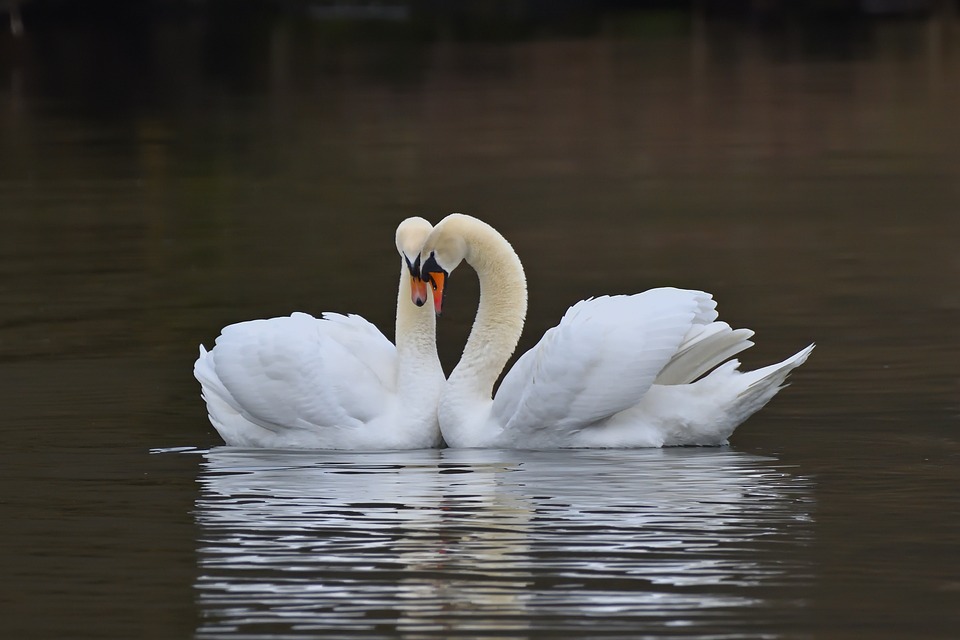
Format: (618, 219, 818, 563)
(418, 213, 814, 449)
(193, 217, 445, 450)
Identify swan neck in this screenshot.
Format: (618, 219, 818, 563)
(394, 265, 440, 389)
(449, 220, 527, 398)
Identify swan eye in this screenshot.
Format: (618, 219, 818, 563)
(405, 255, 420, 276)
(421, 253, 446, 281)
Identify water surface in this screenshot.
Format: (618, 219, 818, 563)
(1, 8, 958, 639)
(196, 448, 814, 639)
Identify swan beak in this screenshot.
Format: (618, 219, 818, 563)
(426, 271, 446, 316)
(421, 253, 448, 316)
(410, 276, 428, 307)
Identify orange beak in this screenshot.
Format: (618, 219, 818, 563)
(426, 271, 446, 316)
(410, 275, 428, 307)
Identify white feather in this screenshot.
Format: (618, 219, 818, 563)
(423, 214, 814, 449)
(193, 218, 444, 450)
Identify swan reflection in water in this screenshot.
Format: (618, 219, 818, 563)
(194, 448, 814, 638)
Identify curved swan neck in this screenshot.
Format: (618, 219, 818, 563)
(448, 217, 528, 398)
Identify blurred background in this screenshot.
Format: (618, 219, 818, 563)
(1, 1, 958, 639)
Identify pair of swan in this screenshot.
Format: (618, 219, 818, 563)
(195, 214, 813, 449)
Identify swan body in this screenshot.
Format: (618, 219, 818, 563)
(419, 213, 813, 449)
(194, 217, 445, 450)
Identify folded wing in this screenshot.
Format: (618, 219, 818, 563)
(491, 288, 718, 436)
(196, 312, 397, 434)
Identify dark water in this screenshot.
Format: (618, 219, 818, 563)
(1, 8, 959, 639)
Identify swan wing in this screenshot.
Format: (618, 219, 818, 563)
(201, 312, 397, 432)
(492, 288, 716, 436)
(313, 311, 398, 390)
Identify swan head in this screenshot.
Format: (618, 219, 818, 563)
(396, 217, 434, 307)
(418, 215, 471, 316)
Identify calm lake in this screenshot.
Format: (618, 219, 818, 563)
(1, 6, 958, 639)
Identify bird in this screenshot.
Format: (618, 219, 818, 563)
(417, 213, 813, 448)
(193, 217, 445, 449)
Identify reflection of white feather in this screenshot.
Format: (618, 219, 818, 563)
(194, 448, 813, 636)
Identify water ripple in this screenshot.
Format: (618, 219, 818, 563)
(195, 448, 814, 638)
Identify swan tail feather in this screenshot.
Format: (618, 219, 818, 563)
(724, 343, 814, 424)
